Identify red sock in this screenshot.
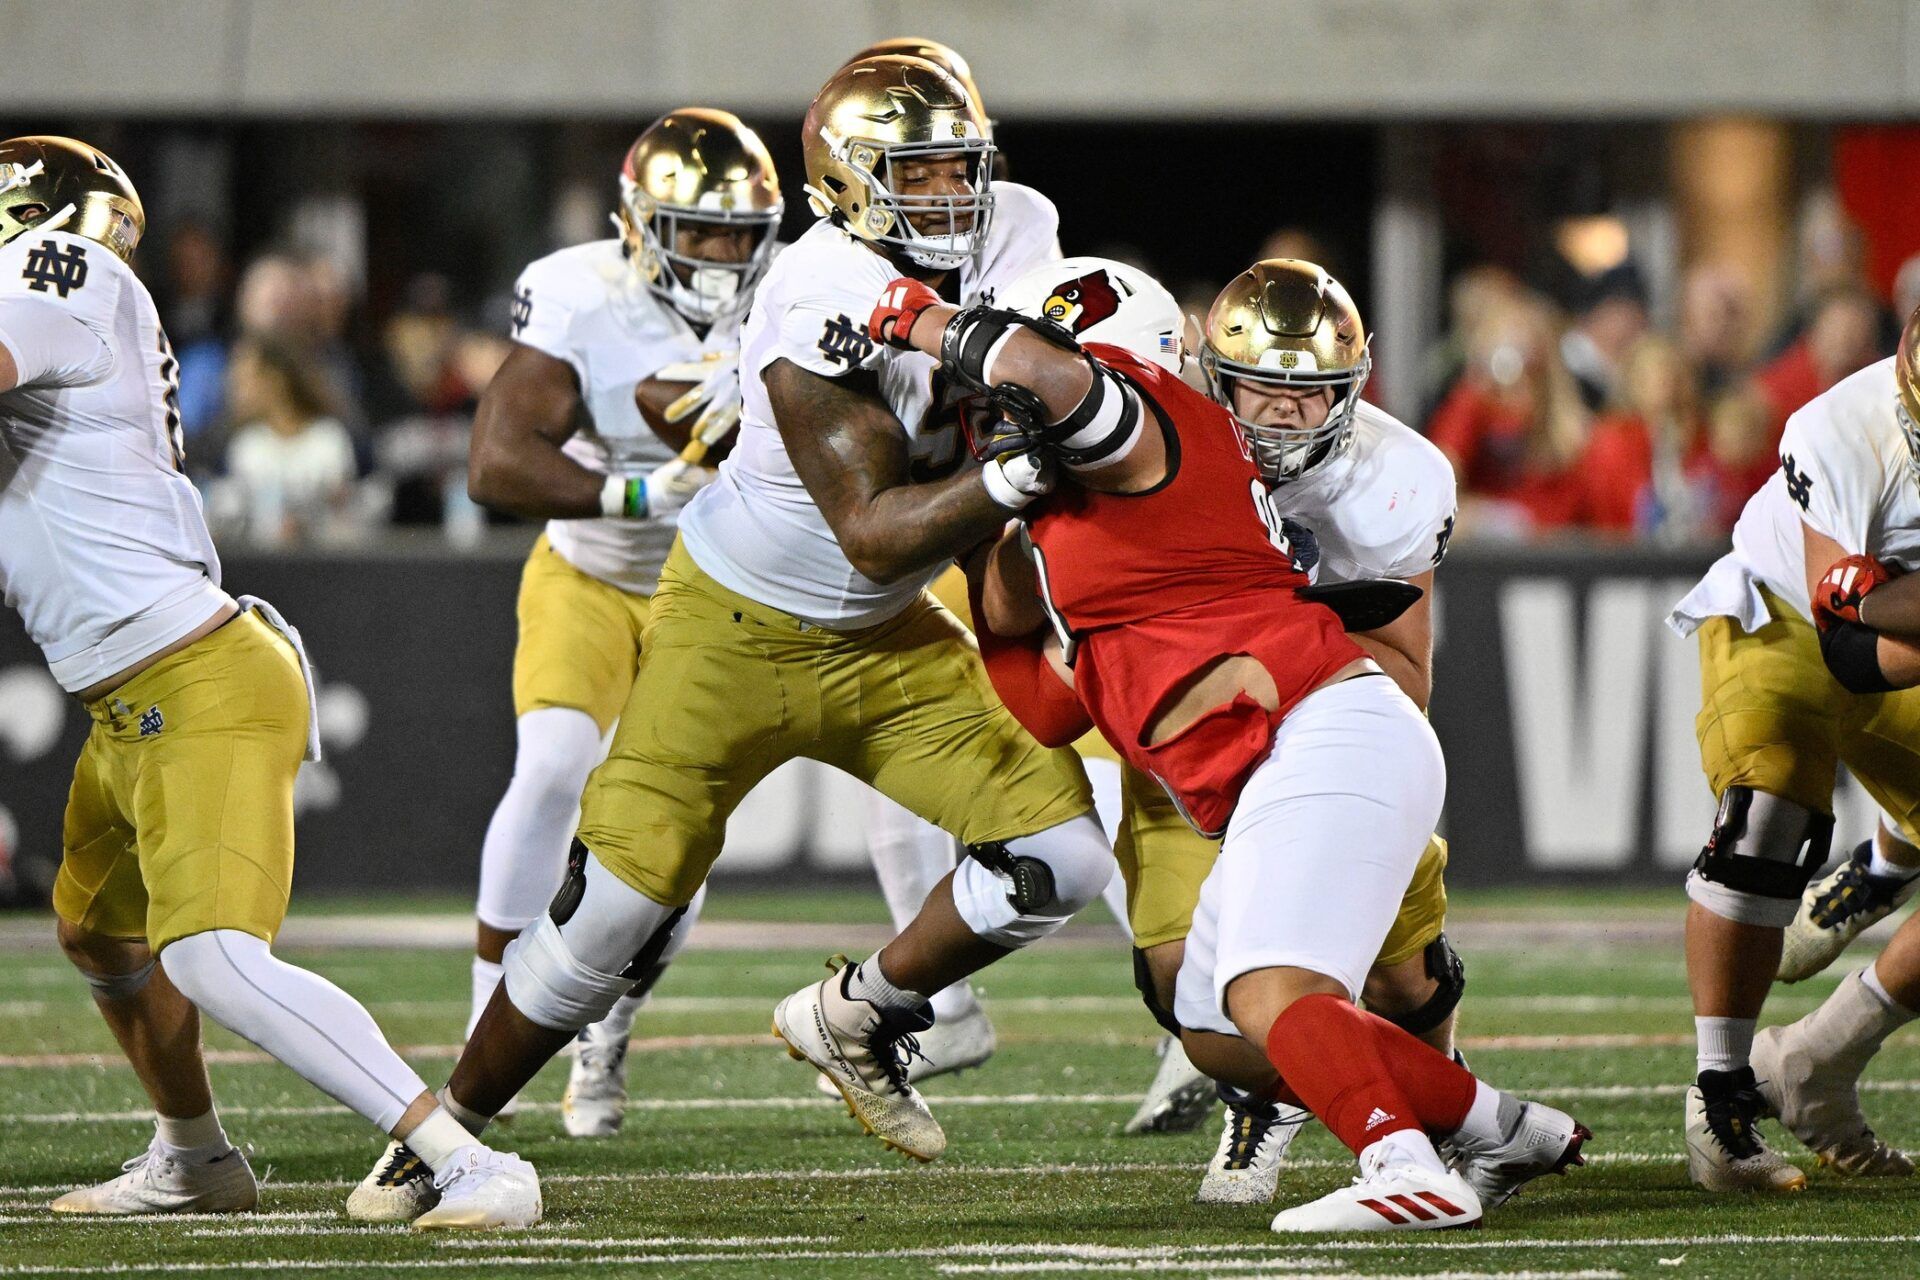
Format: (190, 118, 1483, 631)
(1264, 993, 1423, 1155)
(1362, 1010, 1475, 1134)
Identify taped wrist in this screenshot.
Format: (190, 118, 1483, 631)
(1819, 619, 1895, 694)
(940, 305, 1078, 393)
(1048, 365, 1144, 470)
(600, 474, 646, 519)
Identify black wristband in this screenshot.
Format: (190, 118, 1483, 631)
(1819, 619, 1896, 694)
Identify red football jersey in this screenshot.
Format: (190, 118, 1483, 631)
(1024, 343, 1366, 834)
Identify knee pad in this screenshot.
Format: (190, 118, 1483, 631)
(1378, 932, 1466, 1037)
(1132, 947, 1183, 1036)
(77, 957, 157, 1002)
(504, 841, 686, 1031)
(951, 815, 1112, 948)
(1688, 788, 1834, 928)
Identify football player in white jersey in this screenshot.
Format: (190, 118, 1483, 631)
(430, 109, 779, 1157)
(0, 136, 537, 1230)
(1668, 307, 1920, 1191)
(349, 57, 1109, 1218)
(828, 35, 1052, 1090)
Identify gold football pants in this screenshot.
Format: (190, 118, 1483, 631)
(577, 541, 1095, 905)
(512, 534, 652, 733)
(1696, 588, 1920, 842)
(54, 612, 310, 951)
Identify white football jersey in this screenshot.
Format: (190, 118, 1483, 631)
(509, 238, 738, 595)
(1265, 402, 1457, 584)
(0, 230, 231, 693)
(1671, 358, 1920, 636)
(680, 181, 1062, 628)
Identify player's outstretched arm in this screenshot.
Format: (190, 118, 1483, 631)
(468, 344, 602, 518)
(872, 282, 1166, 495)
(765, 358, 1011, 585)
(1350, 568, 1436, 710)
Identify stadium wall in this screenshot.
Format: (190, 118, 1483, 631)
(0, 539, 1888, 902)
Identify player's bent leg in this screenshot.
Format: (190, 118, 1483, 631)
(563, 881, 708, 1138)
(860, 788, 995, 1084)
(1683, 786, 1832, 1193)
(1362, 934, 1466, 1060)
(1753, 908, 1920, 1177)
(50, 922, 257, 1216)
(156, 928, 539, 1230)
(471, 707, 608, 1037)
(1779, 826, 1920, 984)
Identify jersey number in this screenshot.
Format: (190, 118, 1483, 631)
(908, 369, 965, 482)
(156, 327, 185, 470)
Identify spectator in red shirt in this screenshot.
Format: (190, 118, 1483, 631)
(1753, 287, 1884, 443)
(1426, 297, 1589, 536)
(1575, 336, 1770, 541)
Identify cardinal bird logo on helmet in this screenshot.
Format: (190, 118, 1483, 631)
(1041, 270, 1123, 334)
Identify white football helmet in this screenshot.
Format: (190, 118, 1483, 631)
(999, 256, 1185, 374)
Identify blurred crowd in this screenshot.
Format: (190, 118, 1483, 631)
(1416, 194, 1908, 544)
(150, 187, 1910, 551)
(153, 221, 511, 548)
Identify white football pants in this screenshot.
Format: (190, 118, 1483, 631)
(1174, 675, 1446, 1037)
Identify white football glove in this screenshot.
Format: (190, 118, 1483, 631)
(600, 458, 719, 521)
(982, 449, 1055, 510)
(655, 352, 742, 452)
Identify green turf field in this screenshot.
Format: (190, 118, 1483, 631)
(1, 888, 1918, 1278)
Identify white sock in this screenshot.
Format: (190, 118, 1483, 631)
(1695, 1015, 1756, 1074)
(593, 991, 649, 1043)
(467, 957, 504, 1041)
(1447, 1079, 1517, 1153)
(154, 1110, 229, 1160)
(1861, 961, 1920, 1018)
(160, 929, 430, 1134)
(404, 1106, 481, 1173)
(928, 981, 978, 1022)
(847, 956, 927, 1014)
(1366, 1127, 1450, 1178)
(1868, 840, 1920, 881)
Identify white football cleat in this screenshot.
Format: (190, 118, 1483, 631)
(1123, 1036, 1218, 1136)
(51, 1142, 257, 1215)
(1779, 842, 1919, 983)
(1447, 1098, 1590, 1208)
(1194, 1093, 1308, 1204)
(563, 1027, 630, 1138)
(346, 1139, 438, 1223)
(1752, 1020, 1913, 1177)
(1684, 1070, 1808, 1193)
(1270, 1141, 1481, 1233)
(410, 1145, 542, 1231)
(774, 956, 946, 1161)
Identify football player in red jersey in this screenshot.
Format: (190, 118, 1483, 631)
(867, 259, 1590, 1232)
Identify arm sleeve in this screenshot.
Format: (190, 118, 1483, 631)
(1379, 458, 1461, 579)
(1781, 402, 1878, 554)
(0, 295, 115, 389)
(967, 567, 1093, 747)
(766, 288, 886, 380)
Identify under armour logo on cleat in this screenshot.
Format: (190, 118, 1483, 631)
(1364, 1107, 1395, 1131)
(137, 705, 164, 737)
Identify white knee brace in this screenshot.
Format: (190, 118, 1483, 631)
(950, 812, 1113, 948)
(77, 958, 157, 1002)
(502, 845, 692, 1031)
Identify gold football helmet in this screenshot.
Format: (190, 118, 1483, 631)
(802, 54, 994, 272)
(1897, 304, 1920, 483)
(0, 136, 144, 263)
(617, 108, 783, 325)
(1199, 259, 1372, 483)
(843, 38, 986, 124)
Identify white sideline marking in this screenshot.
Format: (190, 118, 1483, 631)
(0, 1151, 1703, 1209)
(0, 1209, 332, 1225)
(941, 1266, 1625, 1278)
(20, 1075, 1920, 1126)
